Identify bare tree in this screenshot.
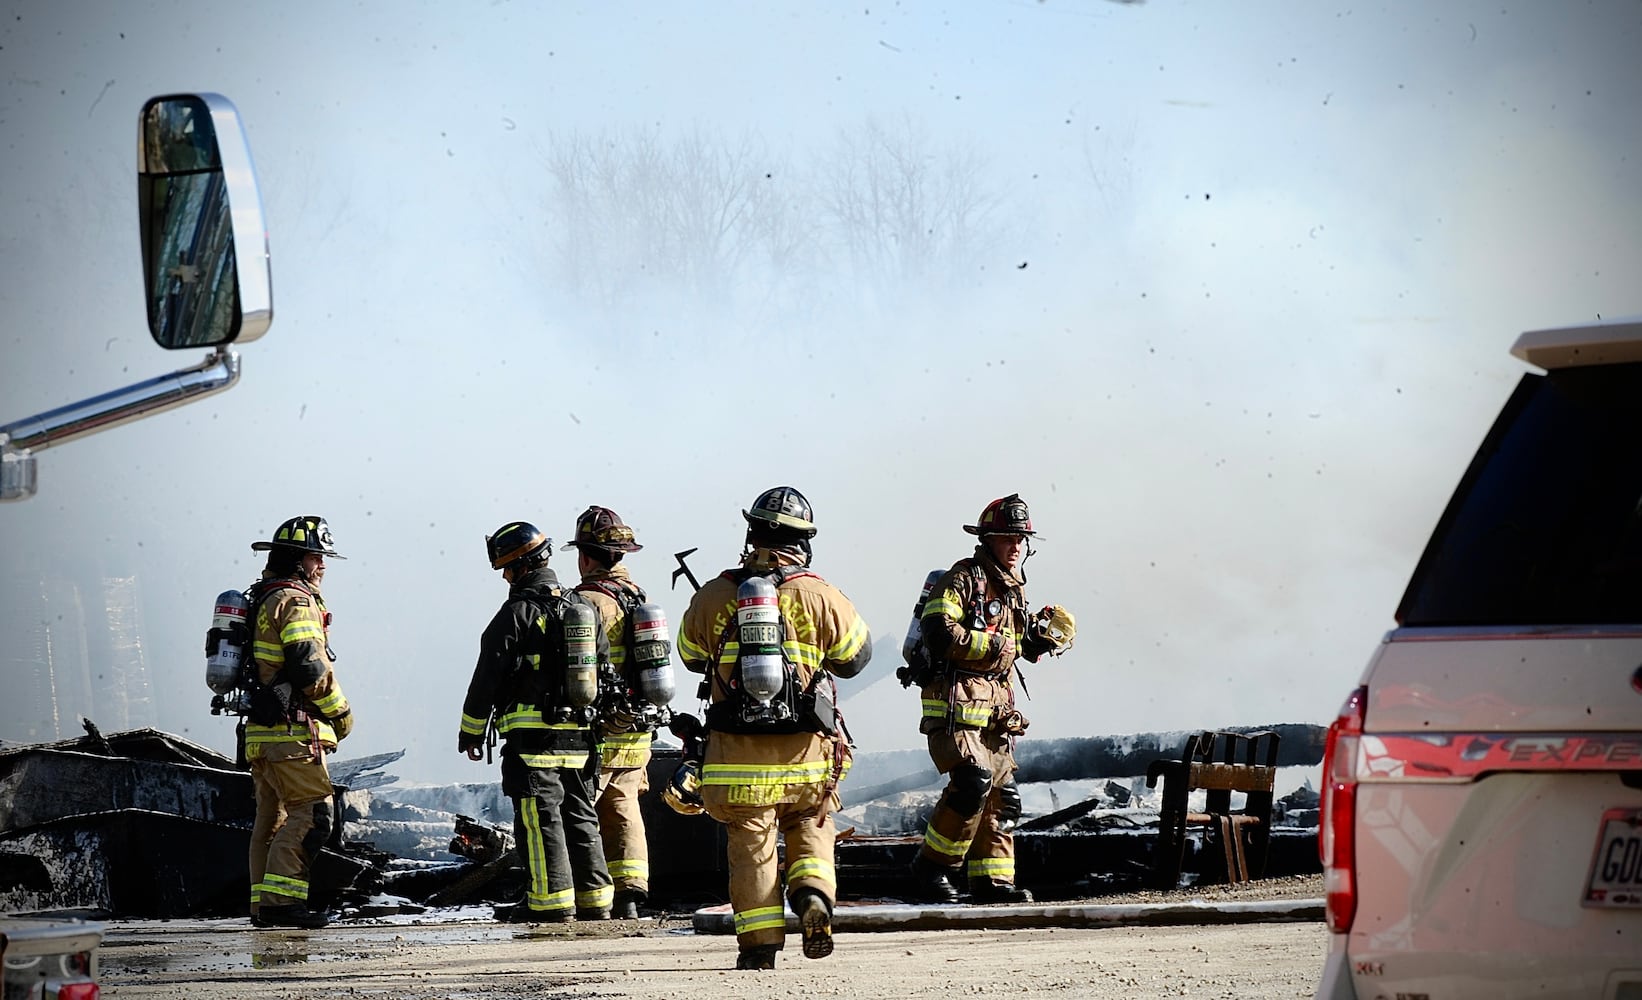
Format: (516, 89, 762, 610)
(815, 116, 1006, 309)
(538, 126, 808, 319)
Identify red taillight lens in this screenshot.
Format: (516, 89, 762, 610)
(53, 983, 100, 1000)
(1320, 685, 1365, 934)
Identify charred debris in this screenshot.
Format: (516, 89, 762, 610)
(0, 721, 1324, 919)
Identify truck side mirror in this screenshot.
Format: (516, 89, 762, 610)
(137, 94, 272, 349)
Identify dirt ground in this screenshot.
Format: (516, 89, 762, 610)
(99, 875, 1329, 999)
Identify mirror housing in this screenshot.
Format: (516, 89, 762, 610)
(1, 93, 272, 502)
(138, 93, 272, 348)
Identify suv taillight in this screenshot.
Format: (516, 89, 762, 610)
(1320, 685, 1365, 934)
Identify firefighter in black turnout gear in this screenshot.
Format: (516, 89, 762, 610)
(458, 520, 615, 922)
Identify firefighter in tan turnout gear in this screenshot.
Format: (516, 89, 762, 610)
(244, 515, 354, 929)
(906, 494, 1074, 904)
(678, 486, 872, 970)
(564, 505, 674, 920)
(458, 520, 614, 922)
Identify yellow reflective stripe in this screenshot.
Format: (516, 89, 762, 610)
(529, 887, 574, 911)
(253, 641, 283, 660)
(921, 699, 951, 720)
(609, 859, 650, 879)
(281, 619, 324, 644)
(923, 825, 971, 859)
(499, 707, 588, 732)
(786, 855, 835, 887)
(256, 873, 309, 901)
(310, 689, 347, 716)
(967, 857, 1015, 879)
(517, 751, 592, 768)
(602, 732, 650, 747)
(521, 798, 553, 909)
(784, 640, 819, 669)
(678, 630, 710, 662)
(826, 616, 869, 663)
(924, 593, 962, 618)
(955, 704, 992, 727)
(734, 905, 787, 935)
(700, 760, 831, 786)
(577, 885, 615, 908)
(958, 630, 994, 661)
(461, 713, 487, 735)
(243, 725, 313, 744)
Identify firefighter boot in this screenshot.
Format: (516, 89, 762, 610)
(791, 889, 834, 960)
(612, 888, 646, 919)
(735, 944, 780, 970)
(969, 879, 1034, 904)
(906, 853, 961, 904)
(494, 898, 572, 924)
(577, 906, 612, 921)
(258, 904, 330, 929)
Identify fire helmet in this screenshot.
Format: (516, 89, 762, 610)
(252, 515, 345, 559)
(560, 505, 643, 555)
(486, 521, 552, 571)
(963, 494, 1035, 538)
(742, 485, 817, 540)
(662, 760, 706, 816)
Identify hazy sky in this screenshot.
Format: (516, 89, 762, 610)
(4, 1, 1640, 787)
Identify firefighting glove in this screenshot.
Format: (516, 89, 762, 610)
(995, 708, 1031, 736)
(330, 709, 354, 741)
(458, 730, 484, 755)
(1025, 605, 1076, 660)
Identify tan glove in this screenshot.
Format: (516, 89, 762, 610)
(995, 708, 1031, 735)
(1033, 605, 1076, 656)
(330, 710, 354, 741)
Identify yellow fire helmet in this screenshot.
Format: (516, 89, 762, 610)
(663, 760, 706, 816)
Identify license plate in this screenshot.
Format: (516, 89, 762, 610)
(1583, 807, 1642, 908)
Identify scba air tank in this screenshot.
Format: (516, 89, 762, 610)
(735, 576, 785, 704)
(630, 602, 676, 706)
(901, 569, 946, 664)
(205, 589, 250, 694)
(561, 602, 599, 709)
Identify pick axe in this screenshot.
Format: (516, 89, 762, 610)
(671, 548, 702, 592)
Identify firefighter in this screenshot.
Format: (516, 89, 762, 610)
(907, 494, 1073, 905)
(564, 505, 669, 920)
(458, 520, 615, 922)
(245, 515, 354, 929)
(678, 486, 872, 970)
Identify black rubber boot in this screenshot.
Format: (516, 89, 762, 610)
(612, 888, 646, 919)
(906, 853, 961, 904)
(494, 898, 572, 923)
(576, 906, 612, 921)
(258, 904, 329, 929)
(791, 889, 834, 960)
(735, 945, 779, 970)
(968, 880, 1033, 904)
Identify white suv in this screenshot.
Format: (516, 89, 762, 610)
(1315, 319, 1642, 1000)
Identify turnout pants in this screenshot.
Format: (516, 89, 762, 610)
(702, 779, 836, 951)
(502, 752, 613, 915)
(918, 726, 1019, 887)
(249, 741, 334, 915)
(595, 762, 651, 896)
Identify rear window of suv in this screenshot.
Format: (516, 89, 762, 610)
(1397, 361, 1642, 627)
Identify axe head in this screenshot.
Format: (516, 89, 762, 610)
(671, 547, 701, 591)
